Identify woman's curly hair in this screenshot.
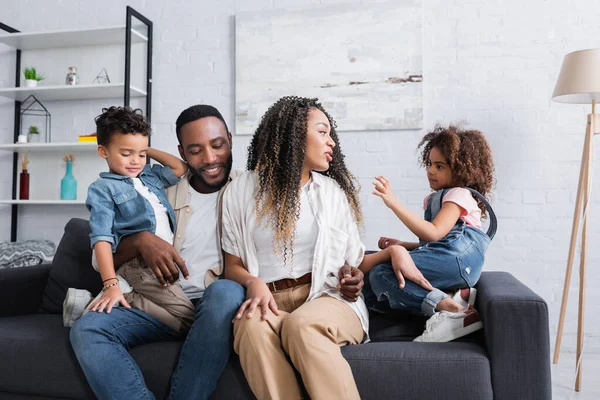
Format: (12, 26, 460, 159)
(247, 96, 363, 261)
(418, 125, 495, 218)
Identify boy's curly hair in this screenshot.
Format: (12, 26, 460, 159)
(247, 96, 363, 261)
(95, 106, 150, 146)
(418, 125, 495, 217)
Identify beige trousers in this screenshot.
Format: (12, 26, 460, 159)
(233, 284, 364, 400)
(118, 257, 194, 332)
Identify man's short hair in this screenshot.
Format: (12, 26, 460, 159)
(175, 105, 229, 142)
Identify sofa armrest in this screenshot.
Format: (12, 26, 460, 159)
(476, 271, 551, 400)
(0, 264, 51, 317)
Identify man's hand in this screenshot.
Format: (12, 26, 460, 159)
(337, 264, 364, 302)
(134, 231, 189, 286)
(233, 277, 280, 322)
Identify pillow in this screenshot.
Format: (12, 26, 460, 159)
(0, 240, 56, 269)
(39, 218, 103, 314)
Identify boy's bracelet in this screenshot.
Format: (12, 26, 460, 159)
(102, 277, 118, 284)
(102, 282, 119, 292)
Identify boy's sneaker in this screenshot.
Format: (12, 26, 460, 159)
(413, 307, 483, 342)
(63, 288, 92, 327)
(452, 287, 477, 310)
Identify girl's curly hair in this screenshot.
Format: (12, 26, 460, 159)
(418, 125, 495, 218)
(247, 96, 363, 261)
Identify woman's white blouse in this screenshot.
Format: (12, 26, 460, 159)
(221, 170, 369, 339)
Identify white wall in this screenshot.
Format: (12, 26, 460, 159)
(1, 0, 599, 352)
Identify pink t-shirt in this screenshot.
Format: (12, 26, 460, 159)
(423, 188, 482, 229)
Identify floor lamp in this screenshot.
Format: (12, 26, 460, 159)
(552, 48, 600, 392)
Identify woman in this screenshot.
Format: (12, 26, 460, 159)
(222, 96, 367, 399)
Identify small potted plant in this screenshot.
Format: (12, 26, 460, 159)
(24, 67, 45, 88)
(28, 126, 40, 143)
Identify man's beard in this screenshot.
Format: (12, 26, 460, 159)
(189, 155, 233, 190)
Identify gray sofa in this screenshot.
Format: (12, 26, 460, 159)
(0, 218, 551, 399)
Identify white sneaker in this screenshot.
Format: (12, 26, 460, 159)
(452, 288, 477, 310)
(63, 288, 92, 327)
(413, 308, 483, 342)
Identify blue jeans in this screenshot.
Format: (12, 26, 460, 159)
(70, 279, 245, 400)
(365, 224, 490, 316)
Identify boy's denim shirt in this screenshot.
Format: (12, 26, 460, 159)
(86, 164, 179, 252)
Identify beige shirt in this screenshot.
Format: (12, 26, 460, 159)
(221, 170, 369, 338)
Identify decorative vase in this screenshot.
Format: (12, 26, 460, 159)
(60, 160, 77, 200)
(66, 66, 79, 85)
(19, 170, 29, 200)
(28, 134, 40, 143)
(25, 79, 38, 88)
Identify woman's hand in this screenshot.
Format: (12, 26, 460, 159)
(378, 236, 404, 250)
(88, 286, 131, 313)
(372, 176, 400, 209)
(389, 245, 433, 291)
(233, 277, 280, 322)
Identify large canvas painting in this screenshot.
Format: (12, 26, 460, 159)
(235, 1, 423, 134)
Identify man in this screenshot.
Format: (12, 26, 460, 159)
(70, 105, 365, 400)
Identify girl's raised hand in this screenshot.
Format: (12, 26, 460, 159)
(373, 176, 400, 209)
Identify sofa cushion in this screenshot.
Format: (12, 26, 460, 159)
(0, 314, 253, 400)
(369, 312, 428, 341)
(0, 314, 95, 398)
(347, 341, 493, 399)
(39, 218, 101, 314)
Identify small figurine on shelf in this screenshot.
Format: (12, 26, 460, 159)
(61, 154, 77, 200)
(92, 68, 110, 84)
(66, 66, 79, 85)
(19, 152, 30, 200)
(28, 126, 40, 143)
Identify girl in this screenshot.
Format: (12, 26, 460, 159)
(360, 125, 497, 343)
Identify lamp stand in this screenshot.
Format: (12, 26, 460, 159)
(553, 100, 599, 391)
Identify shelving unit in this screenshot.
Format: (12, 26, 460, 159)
(0, 7, 153, 241)
(0, 142, 98, 153)
(0, 200, 85, 205)
(0, 84, 147, 102)
(0, 26, 148, 49)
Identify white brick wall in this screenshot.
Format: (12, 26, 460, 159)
(1, 0, 599, 352)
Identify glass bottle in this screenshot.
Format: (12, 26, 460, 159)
(19, 169, 29, 200)
(66, 66, 79, 85)
(60, 160, 77, 200)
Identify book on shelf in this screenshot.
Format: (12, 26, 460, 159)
(78, 134, 97, 143)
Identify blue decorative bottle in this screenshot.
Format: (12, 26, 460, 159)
(61, 160, 77, 200)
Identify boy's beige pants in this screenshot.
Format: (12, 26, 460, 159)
(118, 257, 194, 332)
(233, 283, 364, 400)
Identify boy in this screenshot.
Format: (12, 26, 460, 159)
(63, 106, 194, 332)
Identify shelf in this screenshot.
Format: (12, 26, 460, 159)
(0, 83, 146, 102)
(0, 26, 147, 50)
(0, 142, 97, 152)
(0, 200, 85, 205)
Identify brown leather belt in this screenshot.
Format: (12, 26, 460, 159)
(267, 272, 312, 292)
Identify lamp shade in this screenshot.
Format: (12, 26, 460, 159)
(552, 48, 600, 104)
